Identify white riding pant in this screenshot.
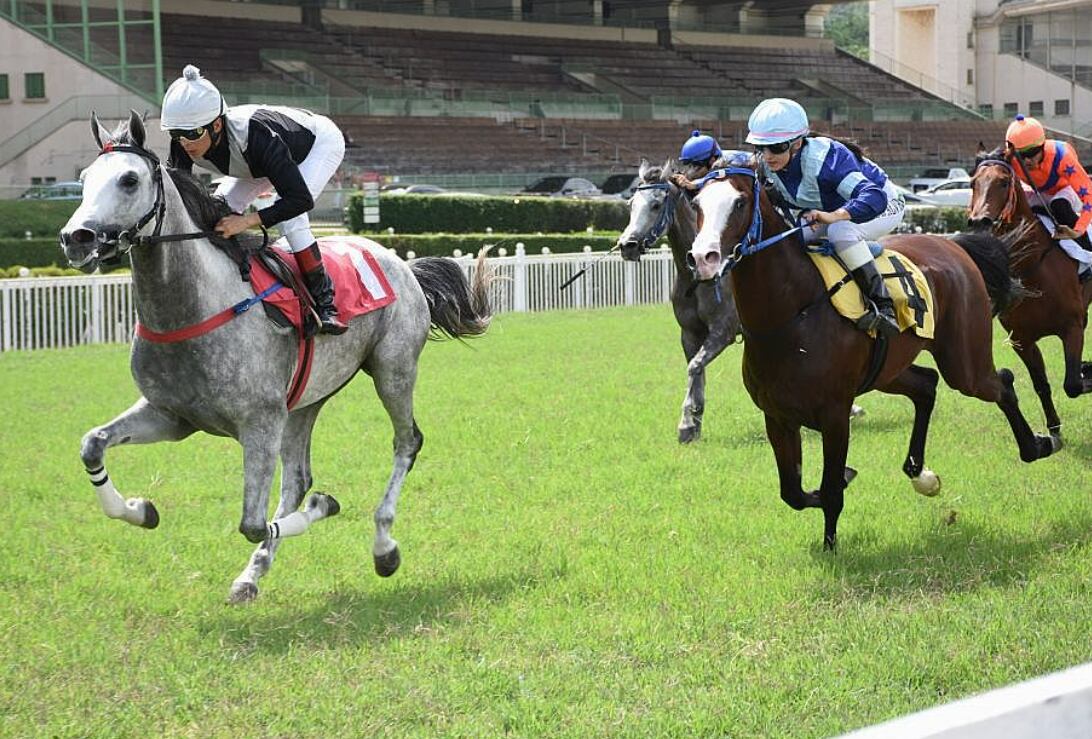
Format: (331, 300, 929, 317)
(215, 115, 345, 252)
(802, 180, 906, 270)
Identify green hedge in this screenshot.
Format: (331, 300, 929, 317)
(903, 207, 969, 233)
(0, 201, 80, 238)
(347, 192, 628, 234)
(358, 233, 622, 258)
(0, 238, 68, 268)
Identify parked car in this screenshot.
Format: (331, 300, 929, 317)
(891, 183, 938, 208)
(520, 176, 601, 198)
(599, 173, 640, 199)
(19, 181, 83, 200)
(907, 167, 970, 193)
(382, 184, 447, 196)
(920, 179, 972, 207)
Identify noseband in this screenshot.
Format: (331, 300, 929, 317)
(693, 166, 802, 280)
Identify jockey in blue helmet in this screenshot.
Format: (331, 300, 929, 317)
(679, 130, 722, 177)
(747, 98, 903, 338)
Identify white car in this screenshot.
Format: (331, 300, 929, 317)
(921, 179, 972, 207)
(907, 167, 971, 193)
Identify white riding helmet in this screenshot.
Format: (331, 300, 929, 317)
(160, 65, 224, 130)
(746, 98, 809, 146)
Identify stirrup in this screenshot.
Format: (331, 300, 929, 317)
(317, 314, 348, 335)
(856, 303, 899, 338)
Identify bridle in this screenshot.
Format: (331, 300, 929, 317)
(690, 165, 802, 282)
(970, 157, 1020, 228)
(71, 140, 221, 268)
(625, 182, 677, 252)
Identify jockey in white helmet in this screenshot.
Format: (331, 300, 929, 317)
(747, 98, 904, 338)
(161, 65, 348, 335)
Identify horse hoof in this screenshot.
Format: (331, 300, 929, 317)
(1081, 361, 1092, 380)
(843, 467, 858, 486)
(850, 404, 866, 419)
(823, 536, 837, 553)
(1043, 434, 1062, 457)
(374, 546, 401, 578)
(678, 426, 701, 444)
(227, 582, 258, 605)
(306, 492, 341, 518)
(140, 499, 159, 529)
(911, 469, 941, 497)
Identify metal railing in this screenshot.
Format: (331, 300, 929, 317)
(0, 246, 675, 352)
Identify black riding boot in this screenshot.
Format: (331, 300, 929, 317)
(850, 261, 900, 338)
(294, 244, 348, 336)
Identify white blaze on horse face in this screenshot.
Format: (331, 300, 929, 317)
(692, 180, 743, 281)
(65, 152, 156, 237)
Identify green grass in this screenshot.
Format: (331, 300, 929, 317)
(1, 306, 1090, 738)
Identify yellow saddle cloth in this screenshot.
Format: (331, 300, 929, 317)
(807, 249, 935, 339)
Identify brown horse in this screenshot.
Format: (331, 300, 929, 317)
(968, 152, 1092, 442)
(687, 163, 1058, 550)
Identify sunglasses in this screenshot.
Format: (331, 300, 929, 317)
(754, 140, 794, 155)
(169, 126, 207, 142)
(1017, 144, 1045, 158)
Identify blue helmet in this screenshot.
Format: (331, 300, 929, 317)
(680, 130, 721, 164)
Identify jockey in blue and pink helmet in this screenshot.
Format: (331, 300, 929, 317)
(747, 98, 904, 337)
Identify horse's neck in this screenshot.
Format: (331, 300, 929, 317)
(1009, 190, 1056, 271)
(731, 195, 822, 332)
(667, 194, 696, 276)
(129, 173, 249, 329)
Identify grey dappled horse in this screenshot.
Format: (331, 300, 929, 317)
(617, 158, 742, 442)
(61, 112, 492, 603)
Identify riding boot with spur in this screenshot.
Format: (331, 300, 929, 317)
(294, 243, 348, 336)
(850, 260, 900, 338)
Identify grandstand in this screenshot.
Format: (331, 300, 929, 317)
(2, 0, 1077, 191)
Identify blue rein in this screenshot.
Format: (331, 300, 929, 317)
(695, 166, 803, 281)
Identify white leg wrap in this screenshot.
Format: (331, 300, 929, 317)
(267, 506, 325, 540)
(90, 469, 146, 526)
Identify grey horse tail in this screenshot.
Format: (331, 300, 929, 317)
(950, 230, 1035, 316)
(410, 248, 494, 340)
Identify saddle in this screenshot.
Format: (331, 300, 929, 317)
(807, 241, 935, 340)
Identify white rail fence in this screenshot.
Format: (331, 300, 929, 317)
(0, 247, 676, 352)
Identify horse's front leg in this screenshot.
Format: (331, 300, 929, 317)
(1011, 336, 1062, 441)
(1060, 324, 1092, 399)
(878, 365, 941, 496)
(80, 398, 195, 528)
(230, 402, 340, 604)
(678, 329, 706, 444)
(817, 414, 854, 552)
(238, 416, 287, 544)
(764, 414, 821, 511)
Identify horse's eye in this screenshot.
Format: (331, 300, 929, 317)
(119, 172, 139, 189)
(733, 199, 745, 210)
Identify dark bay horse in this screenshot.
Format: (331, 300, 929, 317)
(968, 152, 1092, 442)
(616, 159, 741, 443)
(61, 112, 492, 602)
(688, 163, 1058, 549)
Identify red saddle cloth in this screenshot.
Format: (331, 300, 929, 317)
(249, 235, 397, 331)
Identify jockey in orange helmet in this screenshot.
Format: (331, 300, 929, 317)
(1005, 114, 1092, 251)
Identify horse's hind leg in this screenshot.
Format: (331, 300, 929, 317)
(367, 354, 424, 578)
(878, 365, 941, 496)
(80, 398, 195, 528)
(229, 401, 339, 604)
(1060, 324, 1092, 398)
(1011, 336, 1063, 442)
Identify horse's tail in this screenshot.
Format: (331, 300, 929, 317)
(949, 231, 1033, 315)
(410, 247, 494, 340)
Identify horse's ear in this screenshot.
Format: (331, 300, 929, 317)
(90, 111, 111, 150)
(127, 109, 146, 148)
(638, 157, 651, 181)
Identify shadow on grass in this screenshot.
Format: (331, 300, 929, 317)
(201, 564, 564, 656)
(808, 511, 1092, 600)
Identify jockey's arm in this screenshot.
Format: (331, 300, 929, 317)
(245, 123, 315, 228)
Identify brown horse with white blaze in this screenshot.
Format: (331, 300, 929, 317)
(968, 152, 1092, 443)
(688, 163, 1058, 550)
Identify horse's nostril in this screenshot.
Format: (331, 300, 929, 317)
(685, 253, 697, 268)
(69, 228, 97, 245)
(703, 251, 721, 265)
